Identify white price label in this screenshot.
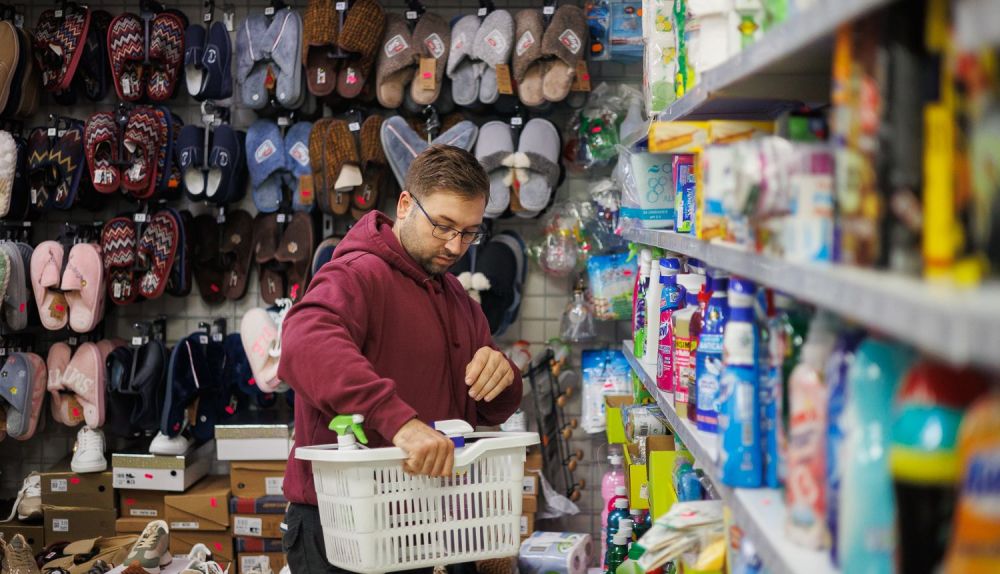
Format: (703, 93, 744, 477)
(14, 14, 23, 29)
(134, 213, 148, 223)
(22, 221, 30, 228)
(277, 116, 290, 127)
(212, 333, 224, 343)
(265, 476, 284, 496)
(68, 337, 78, 346)
(131, 336, 144, 346)
(543, 6, 555, 15)
(224, 12, 235, 32)
(114, 471, 137, 488)
(131, 508, 158, 517)
(50, 478, 68, 492)
(47, 128, 57, 137)
(241, 557, 270, 573)
(203, 113, 215, 124)
(199, 335, 209, 345)
(336, 1, 347, 10)
(171, 521, 200, 530)
(478, 7, 487, 16)
(234, 516, 263, 537)
(510, 117, 523, 126)
(203, 12, 212, 22)
(264, 6, 275, 16)
(53, 518, 69, 532)
(54, 9, 63, 18)
(217, 213, 226, 224)
(276, 213, 288, 223)
(348, 122, 361, 132)
(640, 483, 650, 500)
(520, 515, 529, 535)
(405, 10, 418, 20)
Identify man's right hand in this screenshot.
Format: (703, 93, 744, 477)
(392, 419, 455, 477)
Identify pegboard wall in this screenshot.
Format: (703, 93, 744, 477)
(0, 0, 642, 541)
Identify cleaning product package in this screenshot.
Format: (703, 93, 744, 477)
(582, 350, 633, 434)
(643, 254, 665, 366)
(609, 1, 645, 61)
(618, 146, 678, 230)
(765, 294, 811, 487)
(656, 257, 683, 391)
(838, 338, 915, 574)
(718, 278, 762, 487)
(589, 251, 637, 321)
(696, 272, 730, 432)
(674, 274, 708, 420)
(675, 154, 697, 234)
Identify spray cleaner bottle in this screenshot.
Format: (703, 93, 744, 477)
(633, 250, 652, 358)
(655, 257, 682, 392)
(643, 252, 665, 368)
(328, 414, 368, 449)
(696, 270, 729, 433)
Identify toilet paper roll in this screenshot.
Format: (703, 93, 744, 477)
(518, 532, 594, 574)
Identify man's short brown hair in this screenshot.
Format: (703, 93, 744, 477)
(405, 145, 490, 204)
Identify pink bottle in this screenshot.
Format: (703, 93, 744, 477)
(601, 455, 627, 563)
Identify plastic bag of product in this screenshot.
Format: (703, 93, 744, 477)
(587, 179, 630, 255)
(644, 0, 677, 116)
(617, 144, 676, 232)
(531, 204, 584, 277)
(582, 349, 633, 434)
(566, 84, 643, 171)
(586, 251, 636, 320)
(561, 289, 596, 342)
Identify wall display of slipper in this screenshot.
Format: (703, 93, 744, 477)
(2, 133, 31, 221)
(335, 0, 387, 99)
(0, 130, 18, 218)
(352, 115, 387, 219)
(101, 217, 139, 305)
(510, 118, 562, 218)
(166, 209, 194, 297)
(473, 9, 514, 106)
(26, 128, 55, 217)
(0, 241, 34, 332)
(240, 305, 289, 393)
(48, 120, 88, 211)
(206, 124, 247, 206)
(163, 329, 225, 443)
(185, 19, 232, 101)
(513, 9, 546, 108)
(73, 9, 113, 103)
(447, 15, 484, 108)
(285, 121, 315, 212)
(1, 351, 48, 441)
(275, 211, 315, 302)
(30, 240, 69, 330)
(253, 212, 286, 304)
(135, 210, 180, 300)
(475, 121, 516, 219)
(121, 107, 167, 200)
(247, 119, 288, 214)
(380, 114, 478, 189)
(61, 242, 107, 333)
(540, 5, 589, 104)
(302, 0, 340, 97)
(108, 11, 186, 102)
(35, 4, 92, 93)
(47, 341, 105, 428)
(236, 7, 303, 110)
(375, 14, 418, 109)
(321, 119, 360, 217)
(104, 333, 168, 437)
(85, 112, 121, 194)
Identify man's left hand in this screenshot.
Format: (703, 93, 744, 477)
(465, 347, 514, 402)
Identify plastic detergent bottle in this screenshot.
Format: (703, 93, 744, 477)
(890, 362, 989, 574)
(838, 338, 915, 574)
(673, 274, 707, 420)
(605, 497, 631, 566)
(655, 257, 682, 391)
(616, 543, 646, 574)
(824, 329, 866, 566)
(943, 391, 1000, 574)
(633, 250, 652, 358)
(328, 414, 367, 450)
(602, 457, 627, 564)
(765, 294, 810, 487)
(607, 530, 631, 573)
(718, 278, 762, 488)
(695, 271, 729, 433)
(785, 311, 839, 549)
(643, 254, 664, 365)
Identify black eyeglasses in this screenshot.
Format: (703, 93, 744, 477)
(409, 193, 486, 245)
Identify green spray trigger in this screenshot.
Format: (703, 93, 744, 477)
(328, 414, 368, 448)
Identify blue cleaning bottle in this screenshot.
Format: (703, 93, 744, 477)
(718, 277, 762, 487)
(839, 338, 916, 573)
(695, 271, 729, 433)
(605, 497, 631, 567)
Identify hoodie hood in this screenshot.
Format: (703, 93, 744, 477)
(334, 210, 435, 286)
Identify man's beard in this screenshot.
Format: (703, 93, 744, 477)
(400, 221, 459, 275)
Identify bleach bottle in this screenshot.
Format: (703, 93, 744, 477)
(696, 271, 729, 433)
(329, 414, 368, 449)
(655, 257, 682, 392)
(718, 278, 762, 487)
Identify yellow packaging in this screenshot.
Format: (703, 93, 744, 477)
(649, 121, 710, 153)
(942, 393, 1000, 574)
(707, 121, 774, 144)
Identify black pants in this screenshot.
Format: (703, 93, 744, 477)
(282, 503, 478, 574)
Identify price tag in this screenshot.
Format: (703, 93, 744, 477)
(234, 516, 263, 536)
(276, 213, 288, 223)
(348, 122, 361, 132)
(265, 476, 284, 496)
(0, 349, 7, 357)
(224, 11, 235, 32)
(199, 335, 209, 345)
(570, 60, 592, 92)
(47, 128, 56, 137)
(478, 7, 488, 16)
(53, 518, 69, 532)
(203, 12, 212, 22)
(217, 213, 226, 224)
(405, 10, 418, 20)
(495, 63, 514, 95)
(212, 333, 224, 343)
(54, 9, 64, 18)
(50, 479, 68, 492)
(277, 116, 290, 127)
(336, 2, 347, 10)
(23, 221, 31, 228)
(68, 336, 78, 346)
(419, 57, 436, 91)
(14, 14, 23, 29)
(510, 116, 523, 127)
(264, 6, 275, 16)
(543, 5, 555, 15)
(131, 336, 148, 347)
(171, 522, 200, 530)
(134, 213, 148, 223)
(131, 509, 158, 517)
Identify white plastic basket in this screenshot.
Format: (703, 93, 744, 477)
(296, 431, 540, 573)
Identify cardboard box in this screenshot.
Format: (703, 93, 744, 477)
(171, 529, 234, 564)
(116, 517, 151, 534)
(605, 395, 633, 444)
(44, 506, 116, 542)
(229, 496, 287, 515)
(521, 473, 539, 496)
(230, 461, 287, 499)
(0, 522, 44, 554)
(647, 437, 681, 519)
(522, 494, 538, 514)
(519, 514, 535, 537)
(237, 552, 286, 574)
(216, 417, 293, 461)
(234, 537, 283, 553)
(232, 514, 283, 539)
(525, 449, 543, 473)
(164, 476, 231, 531)
(624, 434, 676, 511)
(40, 460, 115, 510)
(119, 489, 166, 519)
(112, 441, 214, 492)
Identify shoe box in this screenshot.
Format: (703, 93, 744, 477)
(0, 521, 44, 553)
(215, 416, 293, 461)
(40, 457, 115, 510)
(237, 552, 287, 574)
(229, 461, 287, 498)
(232, 513, 284, 539)
(44, 506, 117, 543)
(170, 529, 235, 565)
(118, 489, 166, 519)
(164, 475, 231, 532)
(112, 440, 214, 492)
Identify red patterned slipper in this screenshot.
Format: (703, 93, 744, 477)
(101, 217, 138, 305)
(136, 211, 178, 300)
(34, 5, 92, 91)
(108, 13, 145, 101)
(84, 112, 120, 194)
(122, 107, 163, 199)
(147, 13, 184, 101)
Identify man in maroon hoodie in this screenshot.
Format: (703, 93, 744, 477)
(278, 146, 523, 573)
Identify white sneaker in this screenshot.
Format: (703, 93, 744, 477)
(181, 560, 226, 574)
(71, 426, 107, 473)
(279, 566, 290, 574)
(1, 472, 41, 522)
(149, 431, 193, 456)
(186, 543, 213, 563)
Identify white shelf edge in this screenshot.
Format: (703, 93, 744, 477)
(623, 228, 1000, 370)
(655, 0, 894, 121)
(622, 341, 838, 574)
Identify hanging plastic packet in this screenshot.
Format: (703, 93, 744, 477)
(562, 288, 596, 342)
(587, 251, 637, 320)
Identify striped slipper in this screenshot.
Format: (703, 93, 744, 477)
(101, 217, 138, 305)
(49, 121, 86, 210)
(108, 13, 145, 101)
(35, 5, 92, 91)
(84, 112, 121, 194)
(148, 13, 185, 101)
(122, 107, 164, 199)
(136, 211, 179, 300)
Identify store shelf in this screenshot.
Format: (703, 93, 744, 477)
(623, 227, 1000, 370)
(657, 0, 893, 121)
(622, 341, 838, 574)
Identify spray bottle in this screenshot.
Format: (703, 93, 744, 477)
(655, 257, 682, 392)
(328, 414, 368, 449)
(696, 270, 730, 433)
(718, 278, 762, 487)
(633, 250, 653, 358)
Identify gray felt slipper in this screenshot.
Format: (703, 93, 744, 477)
(475, 121, 515, 219)
(473, 10, 514, 106)
(380, 115, 479, 189)
(447, 15, 483, 108)
(512, 118, 560, 213)
(236, 14, 271, 109)
(513, 9, 546, 108)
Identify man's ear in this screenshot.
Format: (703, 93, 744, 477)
(396, 190, 412, 220)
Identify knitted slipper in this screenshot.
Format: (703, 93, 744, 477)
(136, 211, 179, 299)
(447, 15, 484, 107)
(35, 5, 91, 92)
(147, 13, 185, 101)
(473, 10, 514, 106)
(108, 13, 146, 101)
(541, 5, 587, 103)
(122, 107, 163, 199)
(274, 212, 314, 302)
(513, 9, 546, 107)
(284, 121, 314, 212)
(336, 0, 386, 99)
(0, 242, 29, 331)
(352, 114, 386, 219)
(27, 128, 55, 214)
(101, 217, 138, 305)
(50, 122, 86, 210)
(303, 0, 339, 97)
(375, 14, 417, 109)
(13, 28, 40, 119)
(309, 119, 332, 214)
(85, 112, 120, 194)
(220, 209, 254, 301)
(157, 110, 184, 199)
(325, 119, 359, 216)
(192, 213, 226, 305)
(409, 13, 450, 106)
(167, 209, 194, 297)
